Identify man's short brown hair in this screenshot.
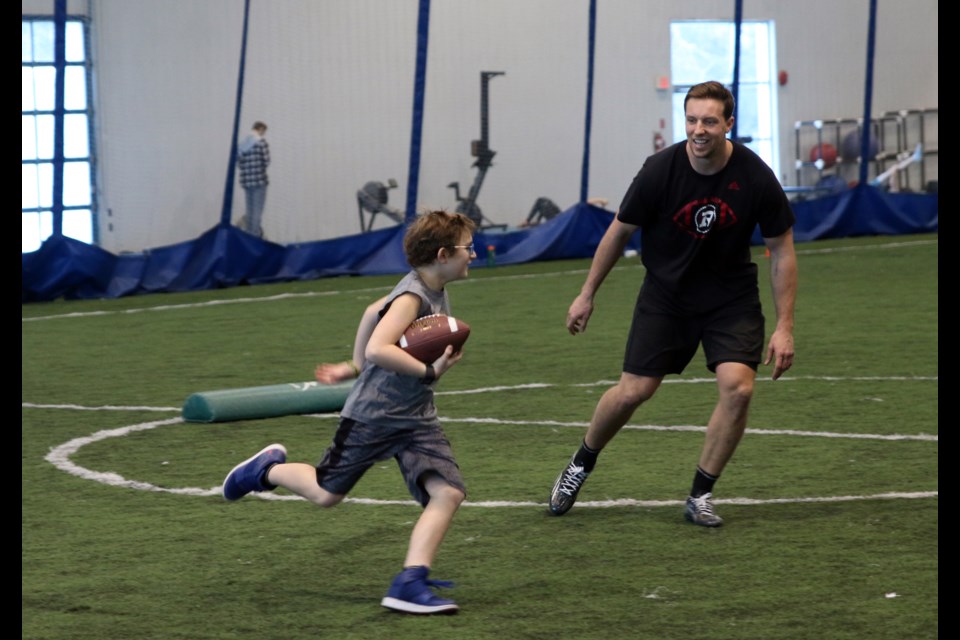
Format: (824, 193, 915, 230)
(684, 81, 735, 120)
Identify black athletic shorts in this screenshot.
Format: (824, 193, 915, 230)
(622, 293, 765, 377)
(315, 418, 466, 506)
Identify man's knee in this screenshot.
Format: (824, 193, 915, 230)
(716, 364, 756, 408)
(615, 373, 661, 407)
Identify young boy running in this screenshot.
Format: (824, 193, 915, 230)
(223, 210, 478, 614)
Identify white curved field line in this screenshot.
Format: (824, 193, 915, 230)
(34, 387, 937, 507)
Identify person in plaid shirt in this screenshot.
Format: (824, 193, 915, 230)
(237, 121, 270, 237)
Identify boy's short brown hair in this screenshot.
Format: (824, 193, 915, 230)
(403, 210, 477, 267)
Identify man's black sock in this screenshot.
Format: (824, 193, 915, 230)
(574, 440, 601, 472)
(690, 466, 719, 498)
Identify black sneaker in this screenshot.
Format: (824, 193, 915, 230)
(684, 492, 724, 527)
(548, 455, 591, 516)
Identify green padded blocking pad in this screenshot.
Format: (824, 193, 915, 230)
(182, 380, 355, 423)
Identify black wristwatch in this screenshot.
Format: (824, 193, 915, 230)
(420, 364, 436, 384)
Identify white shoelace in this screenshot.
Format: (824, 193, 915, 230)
(558, 464, 588, 496)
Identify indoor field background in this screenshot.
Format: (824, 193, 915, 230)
(22, 0, 938, 252)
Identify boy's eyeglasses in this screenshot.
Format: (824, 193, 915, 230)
(449, 244, 475, 253)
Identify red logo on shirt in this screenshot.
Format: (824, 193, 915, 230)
(728, 181, 740, 190)
(673, 198, 738, 238)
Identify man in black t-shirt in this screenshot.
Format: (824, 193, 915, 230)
(548, 81, 798, 526)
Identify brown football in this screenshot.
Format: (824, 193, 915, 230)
(398, 314, 471, 364)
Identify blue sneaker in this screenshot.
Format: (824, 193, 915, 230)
(222, 443, 287, 501)
(380, 566, 459, 614)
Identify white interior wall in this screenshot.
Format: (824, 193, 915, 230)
(22, 0, 90, 15)
(92, 0, 243, 251)
(28, 0, 936, 253)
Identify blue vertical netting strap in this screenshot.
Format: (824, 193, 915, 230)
(859, 0, 878, 187)
(579, 0, 597, 204)
(405, 0, 431, 221)
(730, 0, 743, 141)
(220, 0, 252, 226)
(52, 0, 67, 237)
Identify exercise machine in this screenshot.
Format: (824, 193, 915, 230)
(357, 178, 404, 232)
(448, 71, 507, 230)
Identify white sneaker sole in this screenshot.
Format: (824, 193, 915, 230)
(380, 596, 459, 614)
